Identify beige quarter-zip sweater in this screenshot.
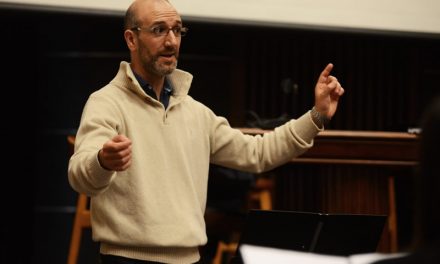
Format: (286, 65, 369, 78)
(68, 61, 322, 263)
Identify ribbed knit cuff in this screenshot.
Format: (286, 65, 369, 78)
(289, 111, 322, 144)
(100, 243, 200, 264)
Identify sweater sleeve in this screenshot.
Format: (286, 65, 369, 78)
(68, 93, 121, 196)
(209, 110, 322, 173)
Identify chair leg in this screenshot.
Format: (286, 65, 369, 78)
(258, 190, 272, 210)
(67, 223, 82, 264)
(212, 241, 238, 264)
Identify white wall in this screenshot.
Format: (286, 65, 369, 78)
(2, 0, 440, 35)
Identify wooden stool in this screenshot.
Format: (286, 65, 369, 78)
(66, 136, 92, 264)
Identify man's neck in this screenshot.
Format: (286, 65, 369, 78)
(132, 65, 165, 98)
(149, 78, 165, 99)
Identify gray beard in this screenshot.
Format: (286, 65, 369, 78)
(150, 59, 177, 77)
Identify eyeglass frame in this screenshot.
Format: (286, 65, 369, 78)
(130, 25, 189, 38)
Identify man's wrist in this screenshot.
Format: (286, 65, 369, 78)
(310, 106, 330, 127)
(98, 149, 111, 171)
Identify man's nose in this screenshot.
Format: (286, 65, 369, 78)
(164, 30, 178, 47)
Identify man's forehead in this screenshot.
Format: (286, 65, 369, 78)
(136, 0, 181, 24)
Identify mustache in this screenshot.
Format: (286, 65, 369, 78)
(161, 46, 177, 54)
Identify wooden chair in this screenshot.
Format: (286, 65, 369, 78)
(66, 135, 92, 264)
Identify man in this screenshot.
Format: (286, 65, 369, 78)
(373, 97, 440, 264)
(68, 0, 345, 263)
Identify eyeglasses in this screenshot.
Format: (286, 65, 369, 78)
(131, 25, 188, 37)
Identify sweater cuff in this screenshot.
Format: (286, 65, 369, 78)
(86, 150, 115, 189)
(291, 111, 323, 144)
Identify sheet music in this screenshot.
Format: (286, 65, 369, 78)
(240, 244, 407, 264)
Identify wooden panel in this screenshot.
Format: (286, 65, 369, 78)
(240, 129, 419, 165)
(296, 130, 418, 166)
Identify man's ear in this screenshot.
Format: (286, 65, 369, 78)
(124, 30, 137, 51)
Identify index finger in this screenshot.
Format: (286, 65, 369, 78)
(320, 63, 334, 79)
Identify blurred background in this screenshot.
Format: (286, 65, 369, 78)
(1, 1, 439, 263)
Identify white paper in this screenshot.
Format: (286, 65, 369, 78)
(240, 244, 408, 264)
(240, 244, 347, 264)
(348, 252, 408, 264)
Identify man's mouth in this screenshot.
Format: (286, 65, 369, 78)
(160, 53, 175, 58)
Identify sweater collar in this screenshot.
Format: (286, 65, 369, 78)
(114, 61, 193, 99)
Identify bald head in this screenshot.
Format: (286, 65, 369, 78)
(124, 0, 174, 30)
(123, 0, 183, 82)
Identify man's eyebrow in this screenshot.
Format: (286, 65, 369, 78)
(150, 20, 182, 26)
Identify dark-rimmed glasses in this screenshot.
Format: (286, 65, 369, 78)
(131, 25, 188, 37)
